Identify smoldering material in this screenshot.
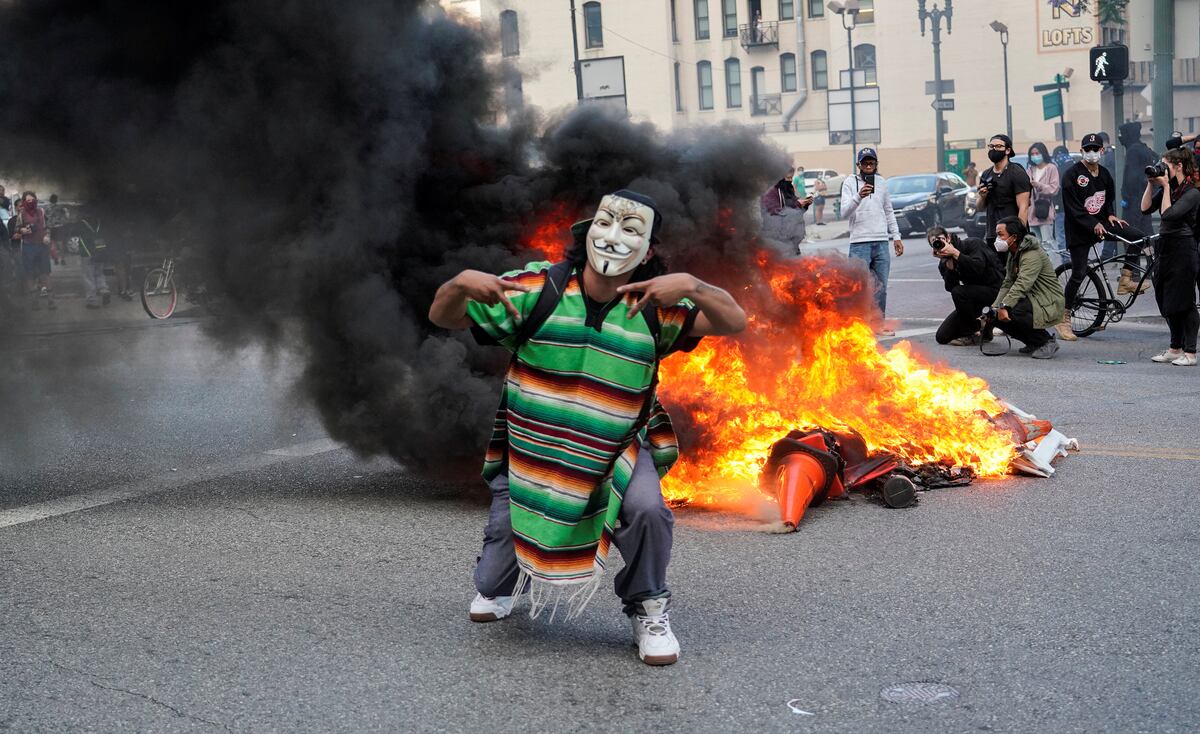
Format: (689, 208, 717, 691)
(0, 1, 785, 471)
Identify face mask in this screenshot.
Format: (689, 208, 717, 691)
(586, 194, 654, 277)
(1030, 154, 1044, 165)
(22, 199, 36, 212)
(987, 149, 1007, 164)
(1082, 150, 1102, 164)
(993, 237, 1011, 253)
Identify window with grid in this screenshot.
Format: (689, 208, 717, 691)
(811, 50, 827, 90)
(854, 43, 876, 84)
(725, 58, 742, 107)
(807, 0, 823, 18)
(722, 0, 737, 37)
(857, 0, 874, 23)
(584, 2, 603, 47)
(698, 61, 714, 109)
(780, 0, 794, 20)
(674, 62, 684, 110)
(500, 10, 519, 57)
(780, 53, 797, 92)
(695, 0, 710, 39)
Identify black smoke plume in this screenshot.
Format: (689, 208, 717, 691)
(0, 1, 786, 471)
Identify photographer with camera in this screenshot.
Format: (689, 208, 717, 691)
(987, 217, 1066, 359)
(975, 134, 1031, 245)
(1139, 147, 1200, 366)
(928, 226, 1004, 346)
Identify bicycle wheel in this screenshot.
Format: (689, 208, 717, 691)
(141, 267, 178, 319)
(1055, 263, 1106, 337)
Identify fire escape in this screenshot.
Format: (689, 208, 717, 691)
(740, 21, 781, 117)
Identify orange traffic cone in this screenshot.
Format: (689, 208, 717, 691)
(773, 447, 840, 529)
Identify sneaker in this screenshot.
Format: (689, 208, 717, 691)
(948, 335, 978, 347)
(1171, 353, 1198, 367)
(1019, 344, 1036, 354)
(469, 593, 515, 622)
(1152, 349, 1183, 363)
(631, 597, 679, 666)
(39, 286, 48, 298)
(1031, 338, 1060, 360)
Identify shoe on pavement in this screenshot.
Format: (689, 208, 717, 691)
(631, 597, 679, 666)
(1151, 349, 1183, 363)
(1031, 337, 1060, 360)
(1055, 316, 1078, 342)
(1171, 353, 1198, 366)
(469, 593, 515, 622)
(948, 335, 978, 346)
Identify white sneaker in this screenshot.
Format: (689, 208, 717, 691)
(1151, 349, 1183, 363)
(469, 593, 515, 622)
(1171, 353, 1197, 367)
(631, 598, 679, 666)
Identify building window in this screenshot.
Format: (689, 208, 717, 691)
(780, 53, 797, 92)
(671, 0, 679, 41)
(854, 43, 876, 84)
(857, 0, 874, 23)
(725, 57, 742, 107)
(722, 0, 737, 37)
(811, 50, 827, 90)
(500, 10, 519, 57)
(697, 60, 714, 109)
(695, 0, 710, 39)
(584, 2, 603, 48)
(780, 0, 794, 20)
(807, 0, 823, 18)
(674, 62, 684, 110)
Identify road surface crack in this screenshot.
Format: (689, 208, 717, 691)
(50, 660, 232, 731)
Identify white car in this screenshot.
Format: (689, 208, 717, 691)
(800, 167, 846, 196)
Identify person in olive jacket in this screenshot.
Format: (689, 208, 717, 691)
(990, 217, 1067, 359)
(928, 225, 1005, 346)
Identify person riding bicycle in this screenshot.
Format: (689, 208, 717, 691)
(989, 217, 1066, 359)
(1060, 133, 1148, 342)
(1140, 147, 1200, 366)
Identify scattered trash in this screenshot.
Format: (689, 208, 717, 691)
(169, 468, 178, 472)
(1097, 360, 1126, 365)
(785, 700, 815, 715)
(879, 682, 960, 705)
(353, 475, 363, 479)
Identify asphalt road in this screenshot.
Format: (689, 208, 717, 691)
(2, 244, 1198, 733)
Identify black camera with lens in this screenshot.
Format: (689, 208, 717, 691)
(1145, 162, 1168, 178)
(930, 238, 946, 252)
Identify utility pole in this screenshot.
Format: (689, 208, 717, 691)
(918, 0, 953, 173)
(570, 0, 583, 103)
(1113, 80, 1125, 215)
(990, 21, 1012, 141)
(829, 2, 860, 169)
(1151, 0, 1174, 151)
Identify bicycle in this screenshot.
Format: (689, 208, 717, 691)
(140, 254, 179, 319)
(1054, 232, 1161, 337)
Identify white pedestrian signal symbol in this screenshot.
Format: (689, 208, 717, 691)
(1094, 52, 1109, 78)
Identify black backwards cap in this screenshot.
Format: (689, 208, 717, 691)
(570, 189, 664, 245)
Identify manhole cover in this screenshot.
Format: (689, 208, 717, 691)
(879, 682, 960, 705)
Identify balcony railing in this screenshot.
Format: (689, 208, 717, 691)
(739, 21, 779, 50)
(750, 93, 782, 117)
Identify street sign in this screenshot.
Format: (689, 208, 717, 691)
(925, 79, 955, 95)
(1033, 81, 1071, 92)
(931, 98, 955, 111)
(1042, 91, 1063, 120)
(1055, 121, 1074, 142)
(1089, 44, 1129, 82)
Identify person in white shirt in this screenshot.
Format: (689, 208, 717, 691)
(840, 148, 904, 335)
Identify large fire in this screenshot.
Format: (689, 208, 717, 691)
(523, 202, 575, 261)
(657, 253, 1014, 506)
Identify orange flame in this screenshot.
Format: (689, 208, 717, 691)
(523, 202, 576, 261)
(658, 253, 1013, 506)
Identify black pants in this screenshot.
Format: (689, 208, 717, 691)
(994, 298, 1052, 348)
(936, 284, 999, 344)
(1166, 309, 1199, 352)
(1065, 221, 1148, 307)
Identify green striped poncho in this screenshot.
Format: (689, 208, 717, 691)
(467, 261, 700, 617)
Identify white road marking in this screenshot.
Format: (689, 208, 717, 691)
(0, 438, 344, 529)
(879, 327, 940, 341)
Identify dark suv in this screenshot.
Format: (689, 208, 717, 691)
(887, 172, 980, 237)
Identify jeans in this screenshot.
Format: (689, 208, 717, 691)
(1054, 211, 1066, 252)
(1033, 223, 1057, 265)
(935, 284, 999, 344)
(81, 257, 109, 306)
(473, 445, 674, 615)
(848, 241, 892, 315)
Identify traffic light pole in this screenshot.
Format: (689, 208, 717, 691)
(1113, 81, 1125, 215)
(1152, 0, 1174, 151)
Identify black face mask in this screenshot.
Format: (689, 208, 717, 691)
(987, 149, 1007, 164)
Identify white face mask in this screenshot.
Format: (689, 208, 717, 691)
(1081, 150, 1102, 164)
(994, 237, 1012, 253)
(586, 194, 655, 277)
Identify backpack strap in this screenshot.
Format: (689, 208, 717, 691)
(511, 260, 574, 350)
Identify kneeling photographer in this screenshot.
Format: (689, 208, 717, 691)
(987, 217, 1067, 359)
(929, 226, 1005, 346)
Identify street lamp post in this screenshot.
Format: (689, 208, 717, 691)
(990, 21, 1012, 141)
(828, 1, 860, 167)
(916, 0, 953, 173)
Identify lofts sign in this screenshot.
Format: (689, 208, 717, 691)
(1037, 0, 1098, 53)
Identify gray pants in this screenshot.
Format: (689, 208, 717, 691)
(473, 446, 674, 615)
(81, 257, 109, 305)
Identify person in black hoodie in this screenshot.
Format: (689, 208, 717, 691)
(1119, 122, 1158, 236)
(1140, 147, 1200, 366)
(1059, 132, 1148, 341)
(928, 225, 1005, 345)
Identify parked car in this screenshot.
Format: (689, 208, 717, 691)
(801, 167, 846, 195)
(887, 172, 978, 236)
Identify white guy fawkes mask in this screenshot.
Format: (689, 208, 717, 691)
(585, 194, 655, 277)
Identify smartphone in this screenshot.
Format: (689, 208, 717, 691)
(864, 172, 876, 187)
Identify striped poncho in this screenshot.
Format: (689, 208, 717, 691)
(467, 261, 700, 616)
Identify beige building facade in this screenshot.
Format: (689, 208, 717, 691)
(461, 0, 1198, 177)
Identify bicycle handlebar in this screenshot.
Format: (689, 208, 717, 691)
(1097, 232, 1161, 246)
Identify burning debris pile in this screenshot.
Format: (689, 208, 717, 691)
(656, 252, 1078, 523)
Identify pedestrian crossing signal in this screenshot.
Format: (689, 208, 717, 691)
(1089, 45, 1128, 82)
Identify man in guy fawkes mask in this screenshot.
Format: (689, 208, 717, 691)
(429, 190, 747, 666)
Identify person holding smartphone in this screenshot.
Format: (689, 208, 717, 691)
(840, 148, 903, 335)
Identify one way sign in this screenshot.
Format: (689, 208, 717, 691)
(1089, 44, 1129, 82)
